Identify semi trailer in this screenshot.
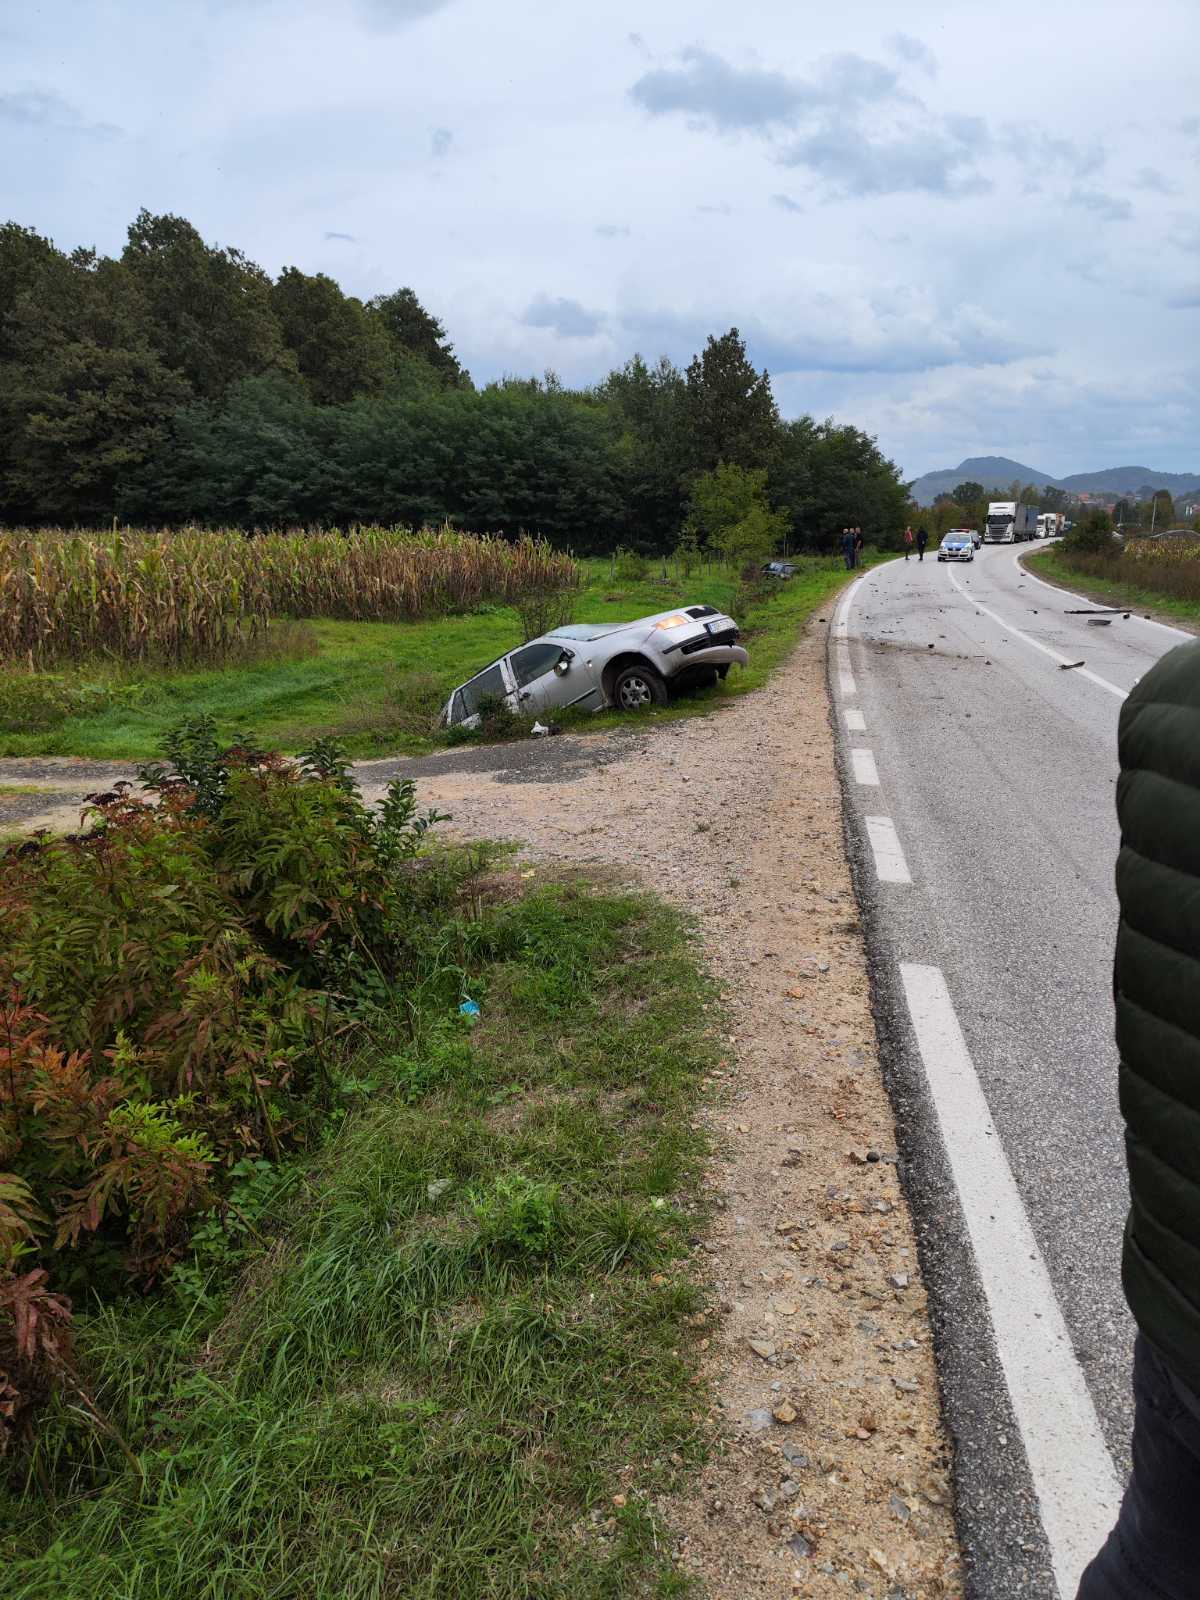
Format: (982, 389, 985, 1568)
(983, 501, 1038, 543)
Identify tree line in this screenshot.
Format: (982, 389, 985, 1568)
(0, 211, 909, 554)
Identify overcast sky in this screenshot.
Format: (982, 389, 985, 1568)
(3, 0, 1198, 477)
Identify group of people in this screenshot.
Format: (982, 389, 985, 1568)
(903, 525, 930, 560)
(840, 525, 933, 569)
(839, 526, 866, 569)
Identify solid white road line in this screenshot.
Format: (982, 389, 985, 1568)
(851, 748, 880, 786)
(864, 815, 911, 884)
(1014, 548, 1193, 640)
(844, 707, 866, 732)
(945, 568, 1127, 700)
(899, 964, 1123, 1599)
(835, 644, 858, 697)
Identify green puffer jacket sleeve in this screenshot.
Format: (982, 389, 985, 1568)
(1115, 636, 1200, 1392)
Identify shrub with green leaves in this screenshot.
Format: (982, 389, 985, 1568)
(0, 717, 448, 1452)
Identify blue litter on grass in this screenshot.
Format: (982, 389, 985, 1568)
(459, 999, 481, 1017)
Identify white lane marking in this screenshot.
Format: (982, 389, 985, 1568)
(1014, 548, 1193, 640)
(835, 643, 858, 697)
(839, 669, 857, 696)
(900, 964, 1123, 1599)
(945, 568, 1127, 700)
(864, 815, 911, 884)
(844, 707, 866, 732)
(833, 570, 871, 638)
(851, 748, 880, 786)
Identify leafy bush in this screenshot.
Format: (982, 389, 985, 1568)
(0, 675, 107, 733)
(0, 718, 450, 1453)
(1063, 510, 1116, 556)
(612, 546, 649, 582)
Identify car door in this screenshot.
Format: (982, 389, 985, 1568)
(507, 640, 575, 715)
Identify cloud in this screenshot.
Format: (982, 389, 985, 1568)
(359, 0, 454, 27)
(1001, 125, 1105, 179)
(631, 46, 989, 198)
(697, 202, 732, 214)
(779, 115, 989, 198)
(594, 223, 630, 237)
(771, 193, 804, 213)
(630, 46, 819, 131)
(1169, 219, 1200, 253)
(1175, 115, 1200, 137)
(1135, 166, 1175, 194)
(614, 287, 1044, 379)
(324, 230, 357, 242)
(1066, 187, 1132, 221)
(0, 86, 120, 137)
(886, 33, 937, 75)
(521, 293, 606, 338)
(430, 126, 453, 158)
(1166, 292, 1200, 310)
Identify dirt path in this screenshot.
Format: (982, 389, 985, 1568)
(388, 623, 964, 1597)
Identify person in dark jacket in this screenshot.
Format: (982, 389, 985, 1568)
(840, 528, 855, 570)
(916, 525, 929, 561)
(1078, 638, 1200, 1599)
(853, 527, 865, 567)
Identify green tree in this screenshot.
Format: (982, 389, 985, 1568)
(772, 419, 907, 551)
(1040, 485, 1069, 513)
(596, 354, 689, 550)
(271, 268, 393, 404)
(1019, 484, 1041, 506)
(122, 210, 292, 399)
(683, 463, 788, 567)
(366, 286, 466, 385)
(683, 328, 779, 477)
(3, 243, 188, 522)
(952, 480, 984, 504)
(1145, 489, 1176, 528)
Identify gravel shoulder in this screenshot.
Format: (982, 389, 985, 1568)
(382, 622, 964, 1597)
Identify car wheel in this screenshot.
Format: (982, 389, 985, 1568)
(613, 663, 669, 710)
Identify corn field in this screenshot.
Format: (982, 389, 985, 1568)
(1122, 536, 1200, 563)
(0, 526, 580, 667)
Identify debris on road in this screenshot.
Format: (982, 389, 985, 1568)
(1060, 660, 1086, 671)
(1087, 618, 1113, 627)
(1064, 607, 1128, 615)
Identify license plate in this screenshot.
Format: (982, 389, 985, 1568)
(705, 620, 726, 635)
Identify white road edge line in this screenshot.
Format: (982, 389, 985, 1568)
(1015, 546, 1193, 640)
(945, 568, 1127, 701)
(899, 963, 1123, 1599)
(844, 707, 866, 732)
(864, 815, 911, 884)
(850, 748, 880, 786)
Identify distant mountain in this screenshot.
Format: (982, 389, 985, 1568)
(909, 456, 1200, 506)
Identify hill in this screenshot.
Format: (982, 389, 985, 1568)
(910, 457, 1200, 505)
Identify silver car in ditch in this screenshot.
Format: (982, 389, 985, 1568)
(441, 605, 749, 728)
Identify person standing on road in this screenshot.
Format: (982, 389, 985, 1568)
(854, 527, 865, 568)
(903, 526, 914, 560)
(1077, 638, 1200, 1600)
(916, 525, 929, 561)
(840, 527, 855, 570)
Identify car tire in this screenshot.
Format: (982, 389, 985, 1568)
(613, 663, 669, 710)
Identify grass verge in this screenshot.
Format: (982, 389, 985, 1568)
(2, 873, 717, 1599)
(0, 555, 880, 761)
(1023, 546, 1200, 632)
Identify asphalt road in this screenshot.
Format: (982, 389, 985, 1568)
(831, 544, 1193, 1598)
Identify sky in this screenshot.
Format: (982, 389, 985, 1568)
(2, 0, 1198, 479)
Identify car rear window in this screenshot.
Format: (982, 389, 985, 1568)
(456, 662, 506, 719)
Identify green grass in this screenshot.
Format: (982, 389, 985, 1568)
(0, 555, 879, 761)
(1024, 545, 1200, 631)
(0, 783, 57, 796)
(2, 877, 717, 1599)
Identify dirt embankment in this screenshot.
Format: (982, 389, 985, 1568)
(385, 622, 963, 1598)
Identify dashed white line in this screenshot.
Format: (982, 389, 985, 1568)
(844, 708, 866, 732)
(899, 964, 1123, 1599)
(864, 815, 912, 884)
(850, 748, 880, 786)
(945, 567, 1127, 700)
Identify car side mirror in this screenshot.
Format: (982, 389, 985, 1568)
(554, 651, 572, 676)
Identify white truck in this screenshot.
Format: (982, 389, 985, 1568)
(984, 501, 1038, 543)
(1036, 512, 1064, 538)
